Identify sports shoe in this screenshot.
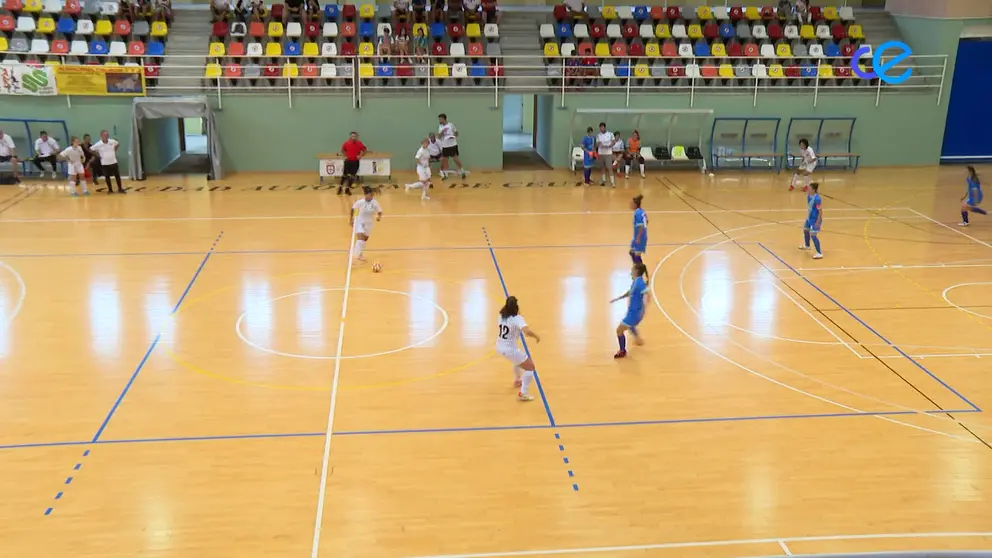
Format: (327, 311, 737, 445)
(70, 191, 78, 197)
(959, 222, 970, 227)
(51, 172, 58, 179)
(798, 245, 810, 250)
(813, 252, 823, 259)
(788, 185, 795, 191)
(614, 350, 627, 359)
(344, 187, 351, 195)
(336, 187, 343, 195)
(83, 191, 90, 196)
(517, 392, 534, 402)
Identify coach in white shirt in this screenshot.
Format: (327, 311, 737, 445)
(0, 129, 21, 182)
(91, 130, 125, 194)
(437, 113, 468, 179)
(595, 122, 616, 186)
(33, 131, 61, 178)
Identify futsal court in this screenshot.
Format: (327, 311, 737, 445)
(1, 165, 991, 557)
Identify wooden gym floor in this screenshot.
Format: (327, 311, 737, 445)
(1, 166, 991, 557)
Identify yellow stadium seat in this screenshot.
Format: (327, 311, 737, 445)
(768, 64, 784, 78)
(711, 42, 727, 57)
(358, 42, 374, 56)
(432, 62, 449, 77)
(775, 43, 791, 57)
(0, 37, 8, 52)
(654, 23, 670, 38)
(150, 21, 168, 37)
(413, 23, 427, 37)
(594, 41, 609, 57)
(633, 63, 649, 78)
(745, 6, 760, 20)
(104, 61, 119, 66)
(601, 5, 616, 19)
(22, 0, 42, 12)
(645, 42, 659, 57)
(284, 62, 299, 77)
(265, 42, 282, 56)
(466, 23, 481, 38)
(95, 19, 113, 36)
(849, 24, 864, 39)
(543, 42, 559, 57)
(800, 24, 815, 39)
(37, 17, 55, 34)
(687, 23, 702, 39)
(267, 22, 284, 37)
(818, 64, 834, 78)
(718, 64, 734, 78)
(45, 59, 59, 65)
(824, 6, 839, 19)
(359, 4, 374, 18)
(359, 62, 374, 77)
(208, 42, 225, 56)
(696, 6, 712, 20)
(302, 41, 319, 56)
(205, 62, 222, 78)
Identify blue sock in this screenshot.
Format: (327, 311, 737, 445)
(812, 236, 821, 253)
(583, 168, 591, 182)
(617, 333, 626, 351)
(971, 207, 987, 215)
(962, 211, 969, 223)
(630, 252, 642, 265)
(803, 229, 811, 247)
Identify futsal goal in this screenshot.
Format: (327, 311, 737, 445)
(568, 108, 713, 173)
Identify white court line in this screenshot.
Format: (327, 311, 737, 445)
(866, 352, 992, 360)
(942, 283, 992, 322)
(409, 532, 992, 558)
(0, 207, 911, 224)
(910, 207, 992, 250)
(309, 223, 357, 558)
(768, 281, 863, 358)
(777, 540, 793, 556)
(772, 262, 992, 272)
(0, 260, 26, 327)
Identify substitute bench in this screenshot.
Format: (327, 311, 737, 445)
(317, 152, 392, 183)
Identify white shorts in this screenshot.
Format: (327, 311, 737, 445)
(67, 162, 85, 175)
(497, 346, 528, 367)
(417, 164, 431, 182)
(799, 161, 817, 173)
(356, 220, 374, 236)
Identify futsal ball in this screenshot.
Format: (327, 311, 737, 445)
(372, 261, 382, 273)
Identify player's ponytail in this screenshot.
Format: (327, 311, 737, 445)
(633, 263, 647, 278)
(809, 182, 819, 192)
(499, 296, 519, 319)
(632, 195, 643, 208)
(968, 165, 979, 184)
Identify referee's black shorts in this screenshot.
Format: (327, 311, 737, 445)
(343, 159, 360, 177)
(441, 145, 459, 158)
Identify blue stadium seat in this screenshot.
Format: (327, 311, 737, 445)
(284, 41, 300, 55)
(430, 22, 445, 39)
(146, 40, 164, 56)
(556, 23, 571, 38)
(376, 63, 393, 77)
(57, 16, 75, 34)
(800, 64, 817, 78)
(632, 5, 648, 20)
(469, 62, 486, 77)
(323, 4, 339, 19)
(89, 38, 108, 54)
(693, 41, 710, 57)
(616, 61, 630, 77)
(358, 21, 374, 38)
(824, 42, 840, 57)
(719, 23, 734, 39)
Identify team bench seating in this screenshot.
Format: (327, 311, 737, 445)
(786, 152, 860, 172)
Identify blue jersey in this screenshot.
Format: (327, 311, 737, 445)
(581, 136, 596, 168)
(631, 208, 648, 252)
(806, 192, 822, 224)
(967, 176, 983, 205)
(628, 276, 647, 315)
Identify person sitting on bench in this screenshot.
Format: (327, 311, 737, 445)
(33, 131, 61, 179)
(0, 129, 21, 183)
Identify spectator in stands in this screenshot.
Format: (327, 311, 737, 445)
(0, 129, 21, 183)
(777, 0, 791, 19)
(234, 0, 249, 21)
(118, 0, 135, 21)
(377, 27, 392, 61)
(794, 0, 809, 23)
(394, 26, 410, 59)
(413, 24, 429, 61)
(447, 0, 463, 21)
(211, 0, 230, 21)
(393, 0, 410, 23)
(33, 131, 60, 179)
(563, 0, 585, 18)
(155, 0, 172, 21)
(411, 0, 426, 22)
(431, 0, 444, 22)
(135, 0, 153, 20)
(481, 0, 497, 23)
(463, 0, 480, 21)
(284, 0, 304, 22)
(250, 0, 267, 21)
(305, 0, 321, 20)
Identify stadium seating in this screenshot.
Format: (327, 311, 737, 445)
(545, 3, 871, 89)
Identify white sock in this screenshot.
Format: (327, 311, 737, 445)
(355, 239, 365, 258)
(791, 172, 798, 186)
(421, 184, 429, 199)
(405, 182, 421, 189)
(624, 165, 631, 175)
(520, 370, 534, 395)
(68, 180, 75, 192)
(639, 163, 645, 175)
(80, 179, 88, 192)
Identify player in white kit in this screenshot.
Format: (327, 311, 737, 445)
(404, 138, 432, 200)
(790, 138, 817, 192)
(59, 137, 89, 196)
(349, 186, 383, 263)
(495, 296, 541, 402)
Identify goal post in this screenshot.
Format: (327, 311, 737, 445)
(568, 108, 714, 173)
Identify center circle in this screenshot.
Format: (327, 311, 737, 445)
(942, 282, 992, 321)
(235, 287, 449, 359)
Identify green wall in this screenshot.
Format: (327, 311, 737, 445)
(142, 117, 181, 173)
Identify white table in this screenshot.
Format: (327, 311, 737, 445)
(317, 153, 392, 182)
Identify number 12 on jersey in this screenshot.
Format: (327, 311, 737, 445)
(498, 324, 510, 340)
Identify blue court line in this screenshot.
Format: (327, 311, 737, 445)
(759, 242, 982, 412)
(4, 408, 980, 452)
(0, 242, 723, 259)
(482, 228, 556, 426)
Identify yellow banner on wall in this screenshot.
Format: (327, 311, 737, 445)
(54, 66, 146, 96)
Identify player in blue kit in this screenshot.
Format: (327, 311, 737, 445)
(610, 263, 649, 359)
(629, 195, 649, 281)
(798, 182, 823, 259)
(581, 127, 596, 185)
(960, 166, 986, 227)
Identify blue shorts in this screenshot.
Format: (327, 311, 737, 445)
(621, 309, 644, 328)
(630, 244, 646, 255)
(966, 196, 982, 207)
(804, 219, 821, 233)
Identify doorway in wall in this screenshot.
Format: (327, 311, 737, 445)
(502, 94, 549, 169)
(159, 117, 210, 174)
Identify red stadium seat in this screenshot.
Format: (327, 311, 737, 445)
(577, 41, 593, 55)
(729, 6, 743, 20)
(397, 62, 413, 77)
(665, 6, 679, 20)
(841, 43, 855, 57)
(589, 22, 604, 39)
(610, 41, 626, 56)
(224, 62, 242, 77)
(487, 62, 503, 77)
(628, 41, 643, 57)
(621, 22, 636, 39)
(467, 41, 483, 56)
(760, 6, 775, 19)
(64, 0, 81, 14)
(301, 63, 319, 77)
(834, 65, 852, 78)
(553, 4, 566, 21)
(0, 14, 14, 31)
(5, 0, 23, 12)
(809, 6, 823, 21)
(767, 22, 782, 39)
(743, 42, 758, 56)
(700, 64, 718, 78)
(448, 23, 463, 38)
(831, 22, 847, 40)
(114, 19, 131, 36)
(393, 22, 409, 35)
(727, 41, 742, 56)
(340, 41, 355, 55)
(432, 41, 448, 55)
(50, 38, 68, 53)
(212, 20, 228, 37)
(342, 4, 356, 19)
(228, 41, 245, 55)
(703, 22, 718, 39)
(270, 4, 284, 19)
(304, 21, 319, 37)
(784, 64, 800, 77)
(341, 21, 356, 37)
(144, 64, 159, 77)
(127, 40, 145, 54)
(249, 21, 264, 37)
(650, 5, 664, 20)
(667, 63, 684, 77)
(661, 40, 676, 57)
